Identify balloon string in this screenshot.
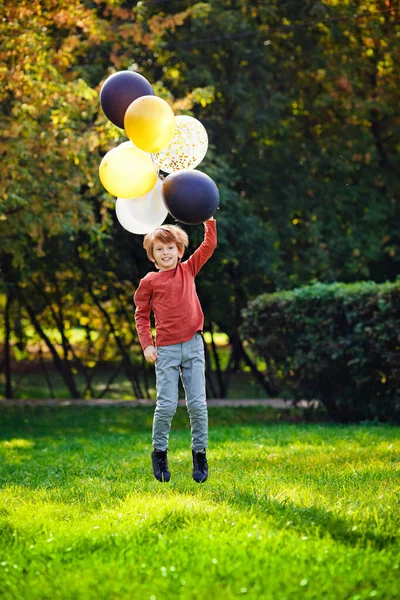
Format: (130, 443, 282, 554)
(151, 152, 166, 183)
(151, 152, 163, 211)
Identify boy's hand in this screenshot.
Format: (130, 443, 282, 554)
(144, 345, 157, 363)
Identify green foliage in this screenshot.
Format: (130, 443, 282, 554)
(151, 0, 400, 285)
(0, 405, 399, 599)
(0, 1, 106, 266)
(241, 279, 400, 421)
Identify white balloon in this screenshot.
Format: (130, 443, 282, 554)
(153, 115, 208, 173)
(115, 179, 168, 235)
(118, 140, 135, 148)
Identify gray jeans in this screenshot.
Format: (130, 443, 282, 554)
(153, 332, 208, 452)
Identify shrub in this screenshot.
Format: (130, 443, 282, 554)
(240, 280, 400, 422)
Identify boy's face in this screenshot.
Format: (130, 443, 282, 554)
(152, 239, 183, 271)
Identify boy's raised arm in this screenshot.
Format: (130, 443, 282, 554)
(186, 218, 217, 276)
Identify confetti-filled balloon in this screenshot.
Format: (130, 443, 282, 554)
(99, 144, 157, 199)
(153, 115, 208, 173)
(115, 179, 168, 234)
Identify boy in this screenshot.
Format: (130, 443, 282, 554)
(134, 217, 217, 483)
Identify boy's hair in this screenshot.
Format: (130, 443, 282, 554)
(143, 224, 189, 265)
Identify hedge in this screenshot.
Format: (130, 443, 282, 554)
(240, 280, 400, 422)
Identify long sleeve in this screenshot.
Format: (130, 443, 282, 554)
(186, 219, 217, 277)
(133, 277, 154, 350)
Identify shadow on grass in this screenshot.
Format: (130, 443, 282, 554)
(216, 486, 398, 551)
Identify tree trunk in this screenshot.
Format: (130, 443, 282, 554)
(4, 291, 13, 399)
(39, 344, 55, 398)
(20, 298, 81, 398)
(78, 259, 144, 399)
(208, 319, 227, 397)
(240, 341, 277, 397)
(203, 336, 218, 399)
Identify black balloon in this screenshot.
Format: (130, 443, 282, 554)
(162, 170, 220, 225)
(100, 71, 154, 129)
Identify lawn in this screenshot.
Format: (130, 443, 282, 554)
(0, 405, 399, 600)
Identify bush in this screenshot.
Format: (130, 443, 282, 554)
(240, 280, 400, 422)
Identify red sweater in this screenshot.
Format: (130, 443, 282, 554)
(134, 219, 217, 349)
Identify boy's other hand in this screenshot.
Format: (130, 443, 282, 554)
(144, 345, 157, 363)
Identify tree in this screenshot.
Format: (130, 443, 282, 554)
(1, 0, 399, 399)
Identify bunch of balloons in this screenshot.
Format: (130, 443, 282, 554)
(98, 70, 219, 234)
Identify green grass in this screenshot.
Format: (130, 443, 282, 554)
(0, 406, 399, 600)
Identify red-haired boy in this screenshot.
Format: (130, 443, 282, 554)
(134, 218, 217, 483)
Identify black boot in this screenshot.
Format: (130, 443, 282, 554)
(192, 449, 208, 483)
(151, 449, 170, 482)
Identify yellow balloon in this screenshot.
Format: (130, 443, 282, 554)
(99, 145, 157, 199)
(124, 96, 175, 153)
